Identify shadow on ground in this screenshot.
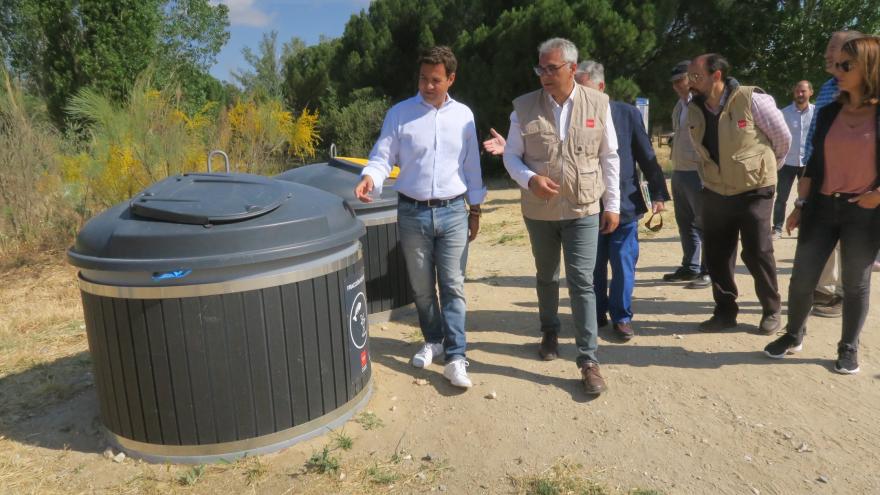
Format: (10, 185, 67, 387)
(0, 351, 103, 453)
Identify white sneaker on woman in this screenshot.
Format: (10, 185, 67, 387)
(443, 358, 472, 388)
(412, 342, 444, 368)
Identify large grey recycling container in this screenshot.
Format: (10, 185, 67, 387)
(276, 157, 414, 320)
(67, 172, 371, 464)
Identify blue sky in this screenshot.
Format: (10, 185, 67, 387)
(211, 0, 372, 83)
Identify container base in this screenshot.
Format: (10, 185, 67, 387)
(106, 381, 372, 464)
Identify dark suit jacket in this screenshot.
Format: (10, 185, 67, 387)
(608, 100, 671, 225)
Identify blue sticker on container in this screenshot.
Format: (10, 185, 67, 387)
(152, 269, 192, 281)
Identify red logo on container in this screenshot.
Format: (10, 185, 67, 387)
(737, 119, 747, 128)
(360, 350, 368, 370)
(585, 119, 595, 128)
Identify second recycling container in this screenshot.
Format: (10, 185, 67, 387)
(68, 172, 372, 463)
(276, 157, 414, 320)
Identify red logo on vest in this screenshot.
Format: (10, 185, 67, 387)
(585, 118, 595, 128)
(360, 350, 368, 370)
(737, 119, 747, 128)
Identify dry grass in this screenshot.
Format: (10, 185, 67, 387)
(0, 253, 84, 376)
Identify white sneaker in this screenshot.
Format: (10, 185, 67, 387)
(443, 359, 472, 388)
(412, 342, 444, 368)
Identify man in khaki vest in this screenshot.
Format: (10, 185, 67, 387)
(686, 53, 791, 333)
(501, 38, 621, 396)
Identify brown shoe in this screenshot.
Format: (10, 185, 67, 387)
(580, 362, 606, 395)
(612, 321, 634, 341)
(538, 332, 558, 361)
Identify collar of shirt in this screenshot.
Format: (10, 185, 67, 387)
(415, 92, 454, 110)
(544, 85, 577, 140)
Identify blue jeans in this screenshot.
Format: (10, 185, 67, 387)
(671, 171, 705, 273)
(786, 194, 880, 346)
(524, 215, 599, 366)
(397, 198, 469, 361)
(594, 220, 639, 324)
(772, 165, 805, 233)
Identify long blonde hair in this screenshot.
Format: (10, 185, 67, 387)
(838, 36, 880, 106)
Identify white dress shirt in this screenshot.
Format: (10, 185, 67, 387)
(361, 93, 487, 205)
(502, 87, 621, 213)
(780, 102, 814, 167)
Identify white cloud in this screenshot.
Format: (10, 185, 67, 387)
(215, 0, 272, 28)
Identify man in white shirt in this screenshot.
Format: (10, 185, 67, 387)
(501, 38, 620, 396)
(772, 80, 814, 239)
(355, 46, 486, 389)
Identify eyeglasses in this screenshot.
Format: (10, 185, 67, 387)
(644, 212, 663, 232)
(533, 63, 569, 77)
(835, 60, 854, 73)
(687, 72, 705, 83)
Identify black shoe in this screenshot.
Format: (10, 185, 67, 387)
(758, 312, 782, 335)
(834, 343, 860, 374)
(685, 273, 711, 289)
(539, 332, 559, 361)
(764, 333, 803, 358)
(597, 315, 609, 328)
(699, 314, 737, 332)
(663, 267, 700, 282)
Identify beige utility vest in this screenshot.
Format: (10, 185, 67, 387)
(513, 85, 608, 220)
(687, 86, 777, 196)
(671, 100, 701, 172)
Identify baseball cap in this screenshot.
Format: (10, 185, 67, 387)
(670, 60, 690, 81)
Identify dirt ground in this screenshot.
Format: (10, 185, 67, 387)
(1, 183, 880, 494)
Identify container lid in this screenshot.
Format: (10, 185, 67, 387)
(130, 173, 286, 224)
(68, 174, 365, 272)
(331, 156, 400, 179)
(275, 162, 398, 213)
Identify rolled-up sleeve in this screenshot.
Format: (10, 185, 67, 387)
(502, 111, 537, 190)
(751, 93, 791, 168)
(600, 104, 621, 213)
(462, 118, 487, 205)
(361, 108, 398, 196)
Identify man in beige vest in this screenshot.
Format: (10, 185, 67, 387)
(502, 38, 621, 396)
(687, 53, 791, 333)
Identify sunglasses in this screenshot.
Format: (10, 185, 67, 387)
(835, 60, 854, 73)
(644, 212, 663, 232)
(533, 63, 569, 77)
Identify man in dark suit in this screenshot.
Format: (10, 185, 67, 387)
(575, 61, 670, 341)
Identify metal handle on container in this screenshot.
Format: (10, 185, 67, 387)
(207, 150, 230, 173)
(329, 143, 337, 158)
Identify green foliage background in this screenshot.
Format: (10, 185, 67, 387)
(2, 0, 880, 253)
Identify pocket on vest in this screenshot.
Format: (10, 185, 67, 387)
(577, 169, 600, 205)
(522, 130, 557, 167)
(731, 148, 769, 188)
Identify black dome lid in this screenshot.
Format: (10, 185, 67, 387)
(68, 174, 364, 272)
(130, 173, 287, 224)
(275, 162, 397, 212)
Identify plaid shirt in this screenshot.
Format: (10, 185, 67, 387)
(803, 77, 838, 164)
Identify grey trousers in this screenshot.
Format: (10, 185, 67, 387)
(523, 214, 600, 366)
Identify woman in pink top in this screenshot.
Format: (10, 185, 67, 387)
(763, 36, 880, 374)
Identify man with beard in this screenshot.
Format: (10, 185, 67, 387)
(686, 53, 791, 334)
(772, 81, 814, 240)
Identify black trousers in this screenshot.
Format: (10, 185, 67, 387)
(702, 186, 781, 318)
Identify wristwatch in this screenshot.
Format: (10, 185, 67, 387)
(793, 198, 807, 209)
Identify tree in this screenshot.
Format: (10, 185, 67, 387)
(283, 36, 339, 113)
(0, 0, 230, 127)
(232, 31, 301, 100)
